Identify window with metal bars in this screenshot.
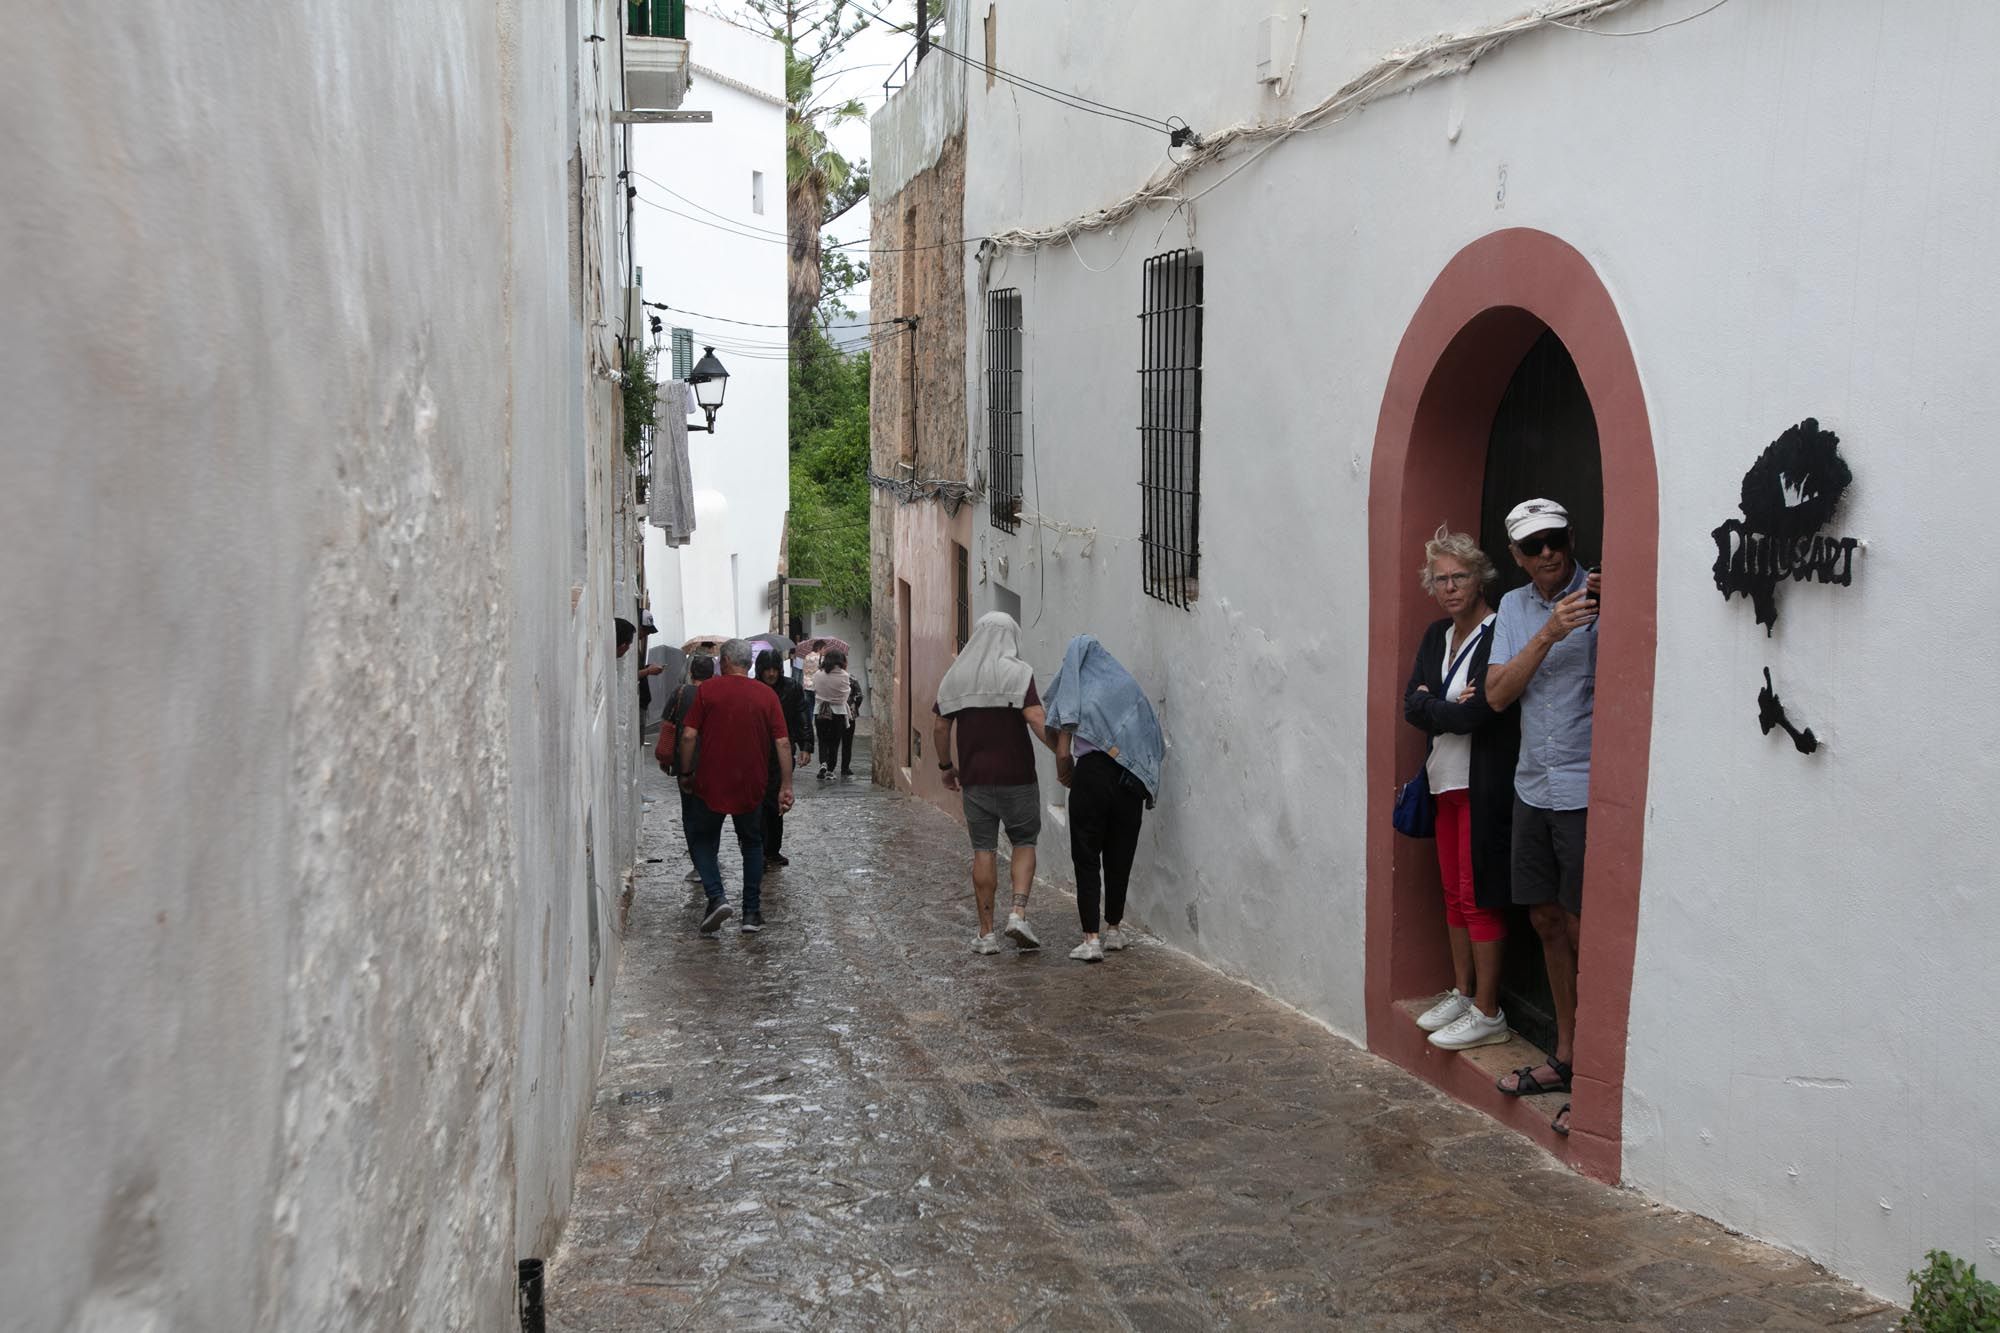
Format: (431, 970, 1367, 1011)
(984, 289, 1024, 531)
(1139, 250, 1203, 607)
(954, 542, 971, 650)
(670, 327, 693, 380)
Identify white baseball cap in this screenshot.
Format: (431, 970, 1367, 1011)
(1504, 498, 1571, 544)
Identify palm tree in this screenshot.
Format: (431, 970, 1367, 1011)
(742, 1, 875, 348)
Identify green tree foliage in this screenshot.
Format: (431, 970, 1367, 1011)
(738, 0, 872, 349)
(788, 321, 871, 615)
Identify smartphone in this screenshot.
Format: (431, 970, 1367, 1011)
(1588, 565, 1603, 614)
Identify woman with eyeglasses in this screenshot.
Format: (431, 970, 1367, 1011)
(1402, 525, 1521, 1052)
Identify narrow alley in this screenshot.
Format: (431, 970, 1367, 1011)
(547, 754, 1899, 1331)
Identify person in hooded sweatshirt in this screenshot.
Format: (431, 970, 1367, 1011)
(1043, 635, 1165, 962)
(931, 612, 1056, 954)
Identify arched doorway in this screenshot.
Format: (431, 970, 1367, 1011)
(1364, 229, 1657, 1183)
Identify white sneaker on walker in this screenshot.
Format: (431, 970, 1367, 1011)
(971, 933, 1001, 955)
(1069, 938, 1104, 963)
(1003, 914, 1041, 949)
(1416, 989, 1470, 1032)
(1101, 927, 1128, 951)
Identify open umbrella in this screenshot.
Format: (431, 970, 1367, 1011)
(681, 634, 730, 657)
(747, 633, 796, 658)
(805, 635, 851, 656)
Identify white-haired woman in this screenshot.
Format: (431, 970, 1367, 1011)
(1403, 526, 1521, 1051)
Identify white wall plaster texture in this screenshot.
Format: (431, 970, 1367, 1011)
(952, 0, 2000, 1300)
(1, 1, 636, 1328)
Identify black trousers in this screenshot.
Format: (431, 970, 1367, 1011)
(815, 714, 846, 767)
(1069, 752, 1145, 932)
(837, 718, 856, 774)
(762, 766, 785, 859)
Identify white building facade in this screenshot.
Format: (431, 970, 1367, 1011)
(2, 1, 681, 1326)
(637, 8, 791, 645)
(877, 0, 2000, 1299)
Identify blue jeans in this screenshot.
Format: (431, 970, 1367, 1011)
(683, 790, 765, 914)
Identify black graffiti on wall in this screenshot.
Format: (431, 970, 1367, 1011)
(1757, 668, 1819, 755)
(1711, 419, 1857, 633)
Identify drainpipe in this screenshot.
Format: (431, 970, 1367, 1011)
(518, 1260, 546, 1333)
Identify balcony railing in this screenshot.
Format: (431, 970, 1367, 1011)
(628, 0, 685, 40)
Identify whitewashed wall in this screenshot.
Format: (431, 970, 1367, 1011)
(636, 8, 790, 642)
(954, 0, 2000, 1298)
(0, 0, 637, 1326)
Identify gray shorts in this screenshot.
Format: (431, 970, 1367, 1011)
(962, 783, 1041, 851)
(1511, 798, 1587, 914)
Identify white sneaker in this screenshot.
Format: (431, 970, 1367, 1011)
(1429, 1006, 1510, 1050)
(1004, 914, 1041, 950)
(972, 933, 1000, 955)
(1416, 989, 1470, 1032)
(1069, 938, 1104, 963)
(1101, 927, 1128, 951)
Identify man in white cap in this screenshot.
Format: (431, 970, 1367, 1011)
(1480, 497, 1600, 1137)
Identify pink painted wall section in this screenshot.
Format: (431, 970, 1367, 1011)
(889, 501, 976, 814)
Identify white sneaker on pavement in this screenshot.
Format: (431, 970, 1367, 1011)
(1101, 927, 1127, 951)
(972, 933, 1001, 955)
(1429, 1005, 1510, 1050)
(1003, 914, 1041, 950)
(1069, 938, 1104, 963)
(1416, 989, 1470, 1032)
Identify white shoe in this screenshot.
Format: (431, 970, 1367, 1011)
(1101, 927, 1128, 951)
(1429, 1005, 1510, 1050)
(972, 933, 1000, 955)
(1003, 914, 1041, 950)
(1069, 938, 1104, 963)
(1416, 989, 1470, 1032)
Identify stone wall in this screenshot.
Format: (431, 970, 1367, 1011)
(869, 130, 969, 786)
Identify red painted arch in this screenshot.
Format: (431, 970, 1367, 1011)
(1365, 228, 1658, 1182)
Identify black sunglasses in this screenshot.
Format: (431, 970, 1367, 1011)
(1514, 528, 1570, 558)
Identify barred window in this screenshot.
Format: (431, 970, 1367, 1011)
(670, 326, 693, 381)
(985, 288, 1024, 531)
(1139, 250, 1203, 607)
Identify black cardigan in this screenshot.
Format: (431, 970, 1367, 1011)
(1402, 617, 1522, 912)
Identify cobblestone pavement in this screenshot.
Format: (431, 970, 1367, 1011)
(547, 751, 1900, 1330)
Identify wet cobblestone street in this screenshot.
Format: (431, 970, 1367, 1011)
(547, 752, 1900, 1330)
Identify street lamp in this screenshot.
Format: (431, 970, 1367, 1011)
(687, 346, 729, 434)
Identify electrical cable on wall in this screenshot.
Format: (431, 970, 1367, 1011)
(977, 0, 1712, 255)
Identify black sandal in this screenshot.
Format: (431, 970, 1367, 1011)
(1497, 1056, 1572, 1097)
(1552, 1103, 1572, 1137)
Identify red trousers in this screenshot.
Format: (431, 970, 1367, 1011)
(1434, 789, 1508, 942)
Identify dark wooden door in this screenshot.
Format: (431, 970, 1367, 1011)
(1479, 328, 1602, 1055)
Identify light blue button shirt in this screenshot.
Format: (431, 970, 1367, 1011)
(1488, 563, 1596, 811)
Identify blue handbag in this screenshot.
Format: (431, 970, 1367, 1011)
(1393, 625, 1489, 840)
(1393, 765, 1436, 839)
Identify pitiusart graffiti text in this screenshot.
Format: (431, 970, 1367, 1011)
(1711, 418, 1857, 633)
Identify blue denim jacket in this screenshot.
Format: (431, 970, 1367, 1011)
(1042, 635, 1164, 803)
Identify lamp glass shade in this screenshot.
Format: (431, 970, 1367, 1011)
(689, 347, 729, 411)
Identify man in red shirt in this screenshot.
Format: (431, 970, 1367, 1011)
(664, 638, 794, 935)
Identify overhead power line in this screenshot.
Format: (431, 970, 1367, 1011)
(852, 0, 1185, 138)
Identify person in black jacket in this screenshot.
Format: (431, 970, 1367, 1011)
(756, 649, 812, 867)
(1402, 526, 1521, 1052)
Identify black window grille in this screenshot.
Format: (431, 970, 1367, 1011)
(985, 288, 1024, 531)
(954, 542, 971, 651)
(670, 327, 693, 381)
(1139, 250, 1203, 608)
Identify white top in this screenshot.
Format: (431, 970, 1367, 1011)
(801, 651, 821, 689)
(813, 667, 851, 715)
(1425, 614, 1495, 796)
